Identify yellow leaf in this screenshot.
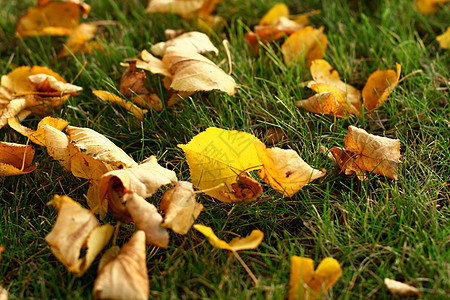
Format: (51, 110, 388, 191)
(146, 0, 206, 15)
(282, 26, 327, 67)
(150, 31, 219, 56)
(121, 50, 171, 77)
(178, 127, 264, 203)
(8, 116, 69, 146)
(94, 231, 149, 300)
(161, 181, 203, 234)
(289, 256, 342, 300)
(258, 3, 289, 26)
(255, 143, 325, 197)
(0, 141, 36, 177)
(194, 224, 264, 251)
(163, 47, 236, 95)
(384, 278, 421, 297)
(0, 98, 27, 129)
(362, 63, 401, 111)
(415, 0, 449, 14)
(57, 23, 102, 58)
(93, 90, 148, 120)
(436, 27, 450, 49)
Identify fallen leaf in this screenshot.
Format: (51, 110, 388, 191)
(45, 195, 113, 276)
(93, 90, 149, 120)
(150, 31, 219, 56)
(194, 224, 264, 251)
(121, 50, 171, 77)
(99, 156, 177, 218)
(42, 124, 72, 169)
(94, 230, 149, 300)
(178, 127, 264, 203)
(330, 126, 401, 180)
(0, 286, 6, 300)
(146, 0, 206, 15)
(436, 26, 450, 49)
(256, 143, 325, 197)
(0, 141, 36, 177)
(282, 26, 327, 67)
(0, 98, 27, 129)
(362, 63, 401, 111)
(8, 116, 69, 146)
(259, 3, 289, 26)
(229, 174, 263, 201)
(161, 181, 203, 234)
(415, 0, 449, 14)
(384, 278, 421, 297)
(289, 257, 342, 300)
(16, 0, 90, 37)
(123, 192, 170, 247)
(163, 47, 236, 95)
(57, 23, 102, 58)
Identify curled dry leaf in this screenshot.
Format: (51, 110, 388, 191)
(229, 174, 263, 202)
(45, 195, 113, 276)
(99, 156, 177, 221)
(93, 90, 149, 120)
(331, 126, 401, 180)
(363, 63, 401, 111)
(28, 74, 82, 95)
(146, 0, 206, 15)
(0, 98, 27, 129)
(384, 278, 421, 297)
(163, 47, 236, 95)
(121, 50, 170, 77)
(151, 31, 219, 57)
(0, 141, 36, 177)
(57, 23, 102, 58)
(178, 127, 264, 203)
(194, 224, 264, 251)
(8, 116, 68, 146)
(289, 256, 342, 300)
(16, 0, 90, 37)
(436, 27, 450, 49)
(282, 26, 327, 67)
(161, 181, 203, 234)
(94, 230, 149, 300)
(123, 192, 169, 248)
(255, 143, 325, 197)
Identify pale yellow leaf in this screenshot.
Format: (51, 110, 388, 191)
(150, 31, 218, 56)
(384, 278, 421, 297)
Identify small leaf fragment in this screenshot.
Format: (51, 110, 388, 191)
(436, 27, 450, 49)
(0, 141, 36, 177)
(93, 90, 148, 120)
(384, 278, 421, 297)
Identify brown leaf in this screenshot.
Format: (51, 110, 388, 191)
(94, 231, 149, 300)
(161, 181, 203, 234)
(384, 278, 421, 297)
(228, 174, 263, 201)
(0, 141, 36, 177)
(119, 61, 150, 97)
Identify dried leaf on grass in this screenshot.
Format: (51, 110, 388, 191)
(436, 27, 450, 49)
(0, 141, 36, 177)
(45, 195, 113, 276)
(8, 116, 68, 146)
(415, 0, 449, 14)
(121, 50, 170, 77)
(330, 126, 401, 180)
(363, 63, 401, 111)
(194, 224, 264, 251)
(384, 278, 421, 297)
(282, 26, 327, 67)
(93, 90, 149, 120)
(146, 0, 206, 15)
(289, 257, 342, 300)
(58, 23, 102, 58)
(151, 31, 218, 56)
(94, 230, 149, 300)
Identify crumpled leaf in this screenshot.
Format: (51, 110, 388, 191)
(384, 278, 421, 297)
(0, 141, 36, 177)
(362, 63, 401, 111)
(123, 192, 170, 248)
(161, 181, 203, 234)
(330, 126, 401, 180)
(94, 230, 149, 300)
(16, 0, 90, 37)
(194, 224, 264, 251)
(436, 27, 450, 49)
(282, 26, 327, 67)
(45, 195, 113, 276)
(99, 156, 177, 221)
(93, 90, 149, 120)
(229, 174, 263, 201)
(0, 98, 27, 129)
(146, 0, 206, 15)
(121, 50, 171, 77)
(151, 31, 218, 57)
(178, 127, 264, 203)
(415, 0, 449, 14)
(255, 143, 325, 197)
(289, 257, 342, 300)
(28, 74, 82, 95)
(57, 23, 102, 58)
(8, 116, 68, 146)
(163, 47, 236, 95)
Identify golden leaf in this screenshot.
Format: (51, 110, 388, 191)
(436, 27, 450, 49)
(93, 90, 149, 120)
(146, 0, 206, 15)
(121, 50, 171, 77)
(256, 143, 325, 197)
(362, 63, 401, 111)
(163, 47, 236, 95)
(384, 278, 421, 297)
(193, 224, 264, 251)
(28, 74, 82, 95)
(45, 195, 113, 276)
(161, 181, 203, 234)
(258, 3, 289, 26)
(415, 0, 449, 14)
(150, 31, 219, 56)
(282, 26, 327, 67)
(57, 23, 102, 58)
(289, 257, 342, 300)
(0, 98, 27, 129)
(8, 116, 69, 146)
(94, 231, 149, 300)
(0, 141, 36, 177)
(178, 127, 264, 203)
(41, 124, 72, 169)
(123, 192, 170, 248)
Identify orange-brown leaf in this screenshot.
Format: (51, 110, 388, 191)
(0, 141, 36, 176)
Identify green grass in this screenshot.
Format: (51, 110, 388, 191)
(1, 0, 449, 298)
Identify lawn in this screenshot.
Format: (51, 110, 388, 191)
(0, 0, 449, 299)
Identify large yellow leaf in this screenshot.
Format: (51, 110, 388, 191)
(255, 143, 325, 197)
(193, 224, 264, 251)
(0, 141, 36, 176)
(8, 116, 69, 146)
(178, 127, 264, 203)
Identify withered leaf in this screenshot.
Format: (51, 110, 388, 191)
(282, 26, 327, 67)
(0, 141, 36, 177)
(151, 31, 218, 56)
(384, 278, 421, 297)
